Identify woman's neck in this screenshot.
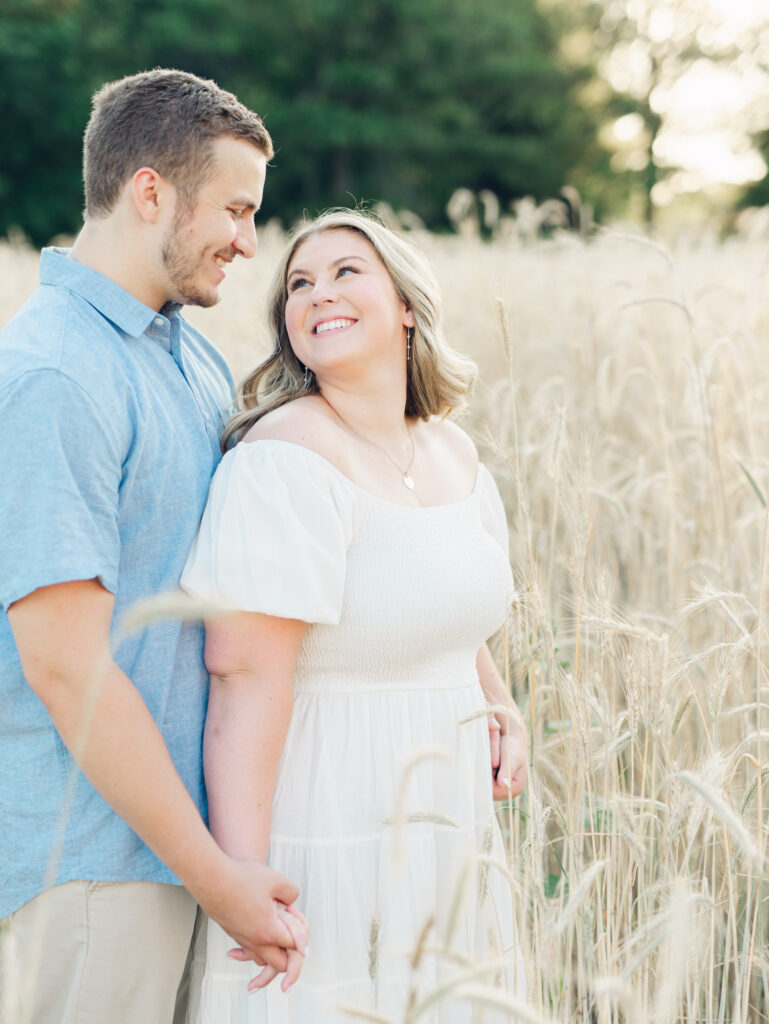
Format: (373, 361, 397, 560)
(317, 378, 410, 444)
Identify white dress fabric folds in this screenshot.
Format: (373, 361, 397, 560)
(182, 439, 526, 1023)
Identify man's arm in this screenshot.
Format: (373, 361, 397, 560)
(8, 578, 307, 977)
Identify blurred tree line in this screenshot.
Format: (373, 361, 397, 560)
(0, 0, 629, 245)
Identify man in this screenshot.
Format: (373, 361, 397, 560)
(0, 69, 306, 1024)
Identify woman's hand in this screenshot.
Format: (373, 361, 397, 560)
(489, 711, 528, 800)
(477, 643, 529, 801)
(227, 902, 309, 993)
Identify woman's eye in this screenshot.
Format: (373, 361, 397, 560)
(337, 265, 358, 278)
(289, 277, 310, 291)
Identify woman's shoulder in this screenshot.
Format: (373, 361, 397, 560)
(418, 416, 478, 473)
(240, 396, 348, 472)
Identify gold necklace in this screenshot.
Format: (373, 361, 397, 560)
(333, 410, 416, 490)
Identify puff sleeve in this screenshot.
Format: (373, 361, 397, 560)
(476, 464, 511, 561)
(181, 441, 355, 624)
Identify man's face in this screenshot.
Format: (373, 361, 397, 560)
(160, 135, 267, 308)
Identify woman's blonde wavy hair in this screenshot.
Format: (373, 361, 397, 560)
(222, 208, 477, 449)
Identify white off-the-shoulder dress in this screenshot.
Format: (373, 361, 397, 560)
(181, 439, 525, 1023)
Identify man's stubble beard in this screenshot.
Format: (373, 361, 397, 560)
(160, 204, 218, 309)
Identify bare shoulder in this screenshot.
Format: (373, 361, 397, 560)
(418, 416, 478, 474)
(241, 396, 344, 464)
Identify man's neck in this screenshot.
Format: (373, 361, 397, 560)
(70, 216, 167, 312)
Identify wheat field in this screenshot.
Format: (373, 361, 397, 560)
(4, 213, 769, 1022)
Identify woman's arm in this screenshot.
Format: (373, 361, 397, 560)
(203, 610, 309, 989)
(204, 610, 307, 861)
(476, 643, 528, 799)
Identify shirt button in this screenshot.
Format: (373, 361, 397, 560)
(154, 317, 164, 327)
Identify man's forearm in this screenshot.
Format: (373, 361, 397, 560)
(32, 655, 228, 903)
(9, 580, 305, 969)
(7, 579, 224, 905)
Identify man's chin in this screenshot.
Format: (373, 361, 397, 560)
(175, 286, 221, 309)
(190, 291, 220, 309)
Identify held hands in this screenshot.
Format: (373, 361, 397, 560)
(227, 902, 309, 993)
(488, 708, 528, 800)
(202, 858, 309, 993)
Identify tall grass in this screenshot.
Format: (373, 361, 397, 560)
(3, 217, 769, 1021)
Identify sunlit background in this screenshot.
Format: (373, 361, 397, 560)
(2, 0, 769, 247)
(6, 3, 769, 1019)
(597, 0, 769, 216)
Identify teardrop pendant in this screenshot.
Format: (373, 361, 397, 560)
(402, 474, 415, 490)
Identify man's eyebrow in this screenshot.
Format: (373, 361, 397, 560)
(228, 195, 260, 211)
(287, 255, 370, 277)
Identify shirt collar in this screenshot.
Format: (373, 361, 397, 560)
(39, 247, 164, 339)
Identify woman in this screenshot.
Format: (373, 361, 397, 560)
(182, 209, 528, 1022)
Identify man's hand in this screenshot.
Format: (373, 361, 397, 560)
(192, 856, 308, 990)
(226, 903, 309, 993)
(8, 580, 308, 991)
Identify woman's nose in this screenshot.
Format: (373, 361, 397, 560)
(311, 276, 337, 304)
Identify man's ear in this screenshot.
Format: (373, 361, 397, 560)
(130, 167, 172, 225)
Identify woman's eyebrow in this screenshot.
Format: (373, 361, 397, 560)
(288, 255, 371, 278)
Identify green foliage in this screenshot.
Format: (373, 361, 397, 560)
(0, 0, 92, 242)
(740, 129, 769, 209)
(543, 872, 563, 900)
(0, 0, 612, 244)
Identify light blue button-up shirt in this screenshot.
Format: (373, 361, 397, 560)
(0, 248, 234, 917)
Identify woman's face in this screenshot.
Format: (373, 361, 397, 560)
(284, 229, 412, 379)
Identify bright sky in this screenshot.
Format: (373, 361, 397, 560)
(705, 0, 769, 33)
(654, 60, 769, 193)
(603, 0, 769, 205)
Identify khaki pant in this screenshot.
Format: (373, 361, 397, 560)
(0, 880, 198, 1024)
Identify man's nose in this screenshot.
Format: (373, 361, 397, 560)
(234, 216, 257, 259)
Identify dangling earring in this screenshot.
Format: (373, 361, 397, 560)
(303, 365, 311, 388)
(406, 327, 413, 363)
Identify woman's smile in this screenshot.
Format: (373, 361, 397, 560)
(285, 229, 411, 375)
(312, 316, 357, 336)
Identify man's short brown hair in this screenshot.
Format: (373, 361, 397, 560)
(83, 68, 274, 218)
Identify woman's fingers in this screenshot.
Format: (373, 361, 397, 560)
(234, 904, 308, 993)
(281, 948, 305, 991)
(488, 715, 501, 773)
(228, 941, 287, 972)
(227, 947, 266, 965)
(278, 902, 309, 956)
(248, 964, 279, 992)
(493, 731, 528, 799)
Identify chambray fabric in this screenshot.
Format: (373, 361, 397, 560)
(0, 248, 234, 918)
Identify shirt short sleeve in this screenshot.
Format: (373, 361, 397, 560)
(0, 370, 123, 610)
(181, 441, 355, 624)
(476, 464, 511, 560)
